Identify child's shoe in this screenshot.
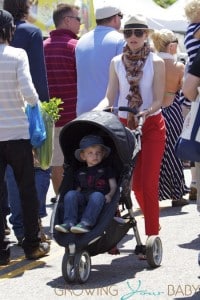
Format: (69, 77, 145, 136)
(55, 223, 73, 233)
(70, 222, 91, 234)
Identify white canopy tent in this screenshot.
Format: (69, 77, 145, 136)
(0, 0, 189, 34)
(94, 0, 166, 29)
(158, 0, 189, 33)
(94, 0, 188, 33)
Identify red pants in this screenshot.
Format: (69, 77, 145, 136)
(121, 114, 166, 235)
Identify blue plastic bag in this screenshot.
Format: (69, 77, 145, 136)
(26, 103, 46, 148)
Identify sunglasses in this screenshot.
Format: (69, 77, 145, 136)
(117, 13, 123, 19)
(165, 38, 178, 47)
(171, 38, 178, 44)
(123, 29, 145, 39)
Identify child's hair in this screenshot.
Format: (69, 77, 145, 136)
(150, 29, 177, 52)
(184, 0, 200, 23)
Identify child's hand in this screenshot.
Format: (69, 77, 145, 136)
(105, 194, 112, 203)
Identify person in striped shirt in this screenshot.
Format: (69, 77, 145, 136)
(184, 0, 200, 68)
(182, 0, 200, 201)
(0, 9, 50, 265)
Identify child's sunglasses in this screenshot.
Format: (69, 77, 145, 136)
(123, 29, 145, 38)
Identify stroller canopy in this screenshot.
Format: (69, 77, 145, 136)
(59, 111, 135, 166)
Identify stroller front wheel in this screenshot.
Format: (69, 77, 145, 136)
(62, 252, 76, 283)
(146, 235, 162, 268)
(74, 250, 91, 284)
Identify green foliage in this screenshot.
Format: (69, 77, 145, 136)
(154, 0, 177, 8)
(36, 97, 64, 170)
(40, 97, 64, 122)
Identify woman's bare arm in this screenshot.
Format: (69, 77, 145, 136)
(182, 73, 200, 101)
(152, 56, 165, 112)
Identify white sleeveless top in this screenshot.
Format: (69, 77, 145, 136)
(113, 52, 155, 119)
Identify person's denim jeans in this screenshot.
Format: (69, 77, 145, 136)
(63, 190, 105, 227)
(34, 168, 51, 217)
(6, 165, 50, 238)
(0, 140, 40, 251)
(1, 179, 10, 217)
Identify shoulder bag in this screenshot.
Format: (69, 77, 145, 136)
(175, 94, 200, 162)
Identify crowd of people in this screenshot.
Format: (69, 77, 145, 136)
(0, 0, 199, 266)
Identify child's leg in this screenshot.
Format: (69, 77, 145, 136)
(81, 192, 105, 227)
(63, 190, 85, 225)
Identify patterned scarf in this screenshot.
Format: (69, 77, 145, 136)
(122, 43, 151, 129)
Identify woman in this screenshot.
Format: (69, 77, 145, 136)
(151, 29, 189, 207)
(96, 14, 166, 238)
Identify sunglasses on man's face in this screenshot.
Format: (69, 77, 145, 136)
(123, 29, 145, 39)
(117, 13, 123, 19)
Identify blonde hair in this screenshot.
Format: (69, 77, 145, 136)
(151, 29, 177, 52)
(184, 0, 200, 23)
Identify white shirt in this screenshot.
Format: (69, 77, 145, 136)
(0, 44, 39, 141)
(113, 52, 155, 119)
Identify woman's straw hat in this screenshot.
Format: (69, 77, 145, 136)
(121, 14, 153, 31)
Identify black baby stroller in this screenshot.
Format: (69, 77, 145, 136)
(50, 109, 163, 284)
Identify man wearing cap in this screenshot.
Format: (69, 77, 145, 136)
(75, 1, 125, 116)
(55, 134, 117, 234)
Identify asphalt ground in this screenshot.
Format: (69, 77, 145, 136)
(0, 168, 199, 300)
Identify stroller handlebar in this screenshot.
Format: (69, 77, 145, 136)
(118, 106, 139, 115)
(103, 106, 144, 129)
(103, 106, 138, 115)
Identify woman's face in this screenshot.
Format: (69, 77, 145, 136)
(123, 29, 148, 51)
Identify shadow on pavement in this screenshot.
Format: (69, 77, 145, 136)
(178, 235, 200, 251)
(46, 251, 156, 290)
(159, 205, 189, 219)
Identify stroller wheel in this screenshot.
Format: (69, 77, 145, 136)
(146, 236, 162, 268)
(74, 250, 91, 284)
(62, 252, 76, 283)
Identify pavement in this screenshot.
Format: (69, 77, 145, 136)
(0, 168, 199, 300)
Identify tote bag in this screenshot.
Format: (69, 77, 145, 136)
(175, 95, 200, 162)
